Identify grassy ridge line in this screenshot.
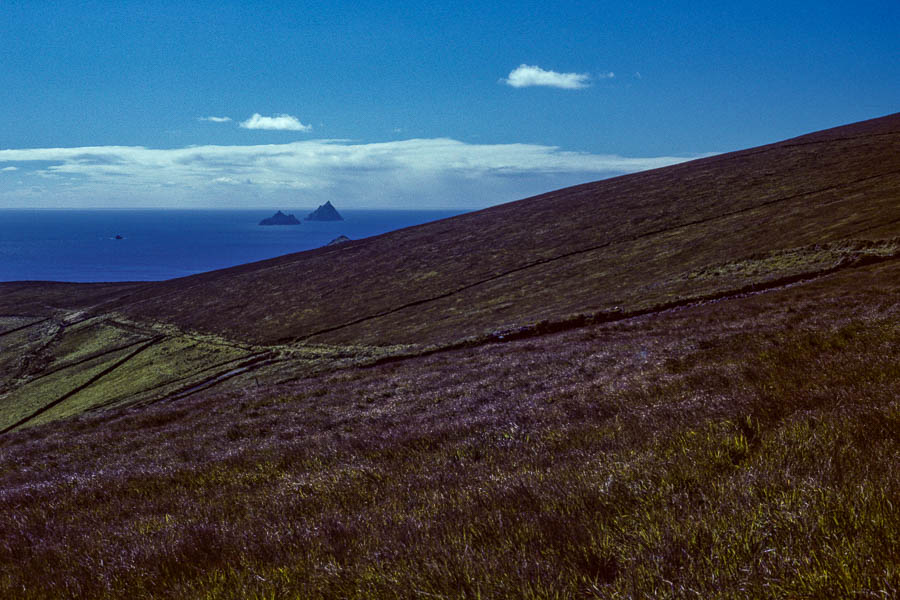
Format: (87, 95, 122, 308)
(2, 115, 898, 597)
(299, 169, 900, 345)
(357, 244, 900, 371)
(0, 336, 163, 434)
(100, 315, 263, 357)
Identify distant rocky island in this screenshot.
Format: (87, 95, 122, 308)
(259, 211, 301, 226)
(327, 235, 351, 246)
(305, 201, 343, 221)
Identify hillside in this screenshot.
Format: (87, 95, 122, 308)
(0, 114, 898, 598)
(1, 113, 899, 430)
(72, 112, 900, 346)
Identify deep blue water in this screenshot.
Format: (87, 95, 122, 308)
(0, 209, 466, 282)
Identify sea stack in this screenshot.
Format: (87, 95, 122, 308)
(327, 235, 351, 246)
(305, 201, 343, 221)
(259, 211, 301, 226)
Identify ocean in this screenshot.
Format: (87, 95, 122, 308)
(0, 209, 466, 283)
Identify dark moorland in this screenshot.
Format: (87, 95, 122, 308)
(0, 113, 898, 598)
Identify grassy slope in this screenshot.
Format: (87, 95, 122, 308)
(0, 346, 138, 430)
(0, 260, 897, 598)
(0, 317, 258, 431)
(74, 112, 900, 346)
(0, 114, 898, 597)
(0, 281, 141, 317)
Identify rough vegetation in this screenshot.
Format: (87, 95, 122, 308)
(0, 113, 898, 598)
(1, 261, 899, 598)
(82, 115, 900, 345)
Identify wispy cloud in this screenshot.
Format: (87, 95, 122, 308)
(0, 140, 702, 209)
(1, 166, 17, 172)
(597, 71, 615, 79)
(239, 113, 312, 131)
(502, 64, 591, 89)
(199, 116, 232, 123)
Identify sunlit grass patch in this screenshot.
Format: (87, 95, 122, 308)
(45, 318, 146, 367)
(52, 336, 252, 412)
(0, 346, 137, 431)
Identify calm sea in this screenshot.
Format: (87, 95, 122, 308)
(0, 209, 466, 283)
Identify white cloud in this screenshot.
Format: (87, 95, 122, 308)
(199, 116, 232, 123)
(0, 140, 702, 209)
(598, 71, 615, 79)
(503, 64, 591, 89)
(239, 113, 312, 131)
(1, 166, 17, 172)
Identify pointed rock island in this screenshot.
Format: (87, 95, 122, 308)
(305, 201, 343, 221)
(258, 211, 301, 226)
(327, 235, 352, 246)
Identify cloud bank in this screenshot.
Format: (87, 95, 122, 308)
(239, 113, 312, 131)
(503, 65, 591, 89)
(0, 139, 701, 209)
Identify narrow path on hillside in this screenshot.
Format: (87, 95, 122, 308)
(299, 168, 900, 342)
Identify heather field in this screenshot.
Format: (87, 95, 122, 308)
(1, 115, 899, 598)
(1, 260, 898, 598)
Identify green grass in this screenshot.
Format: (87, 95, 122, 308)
(0, 317, 261, 429)
(0, 346, 135, 430)
(30, 336, 253, 423)
(44, 318, 145, 366)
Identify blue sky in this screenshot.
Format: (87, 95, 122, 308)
(1, 0, 897, 209)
